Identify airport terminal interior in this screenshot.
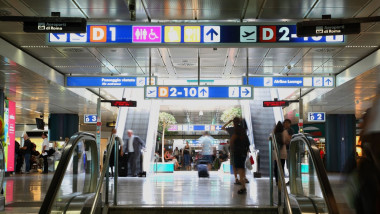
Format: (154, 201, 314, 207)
(0, 0, 379, 213)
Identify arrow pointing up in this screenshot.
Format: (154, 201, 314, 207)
(200, 88, 207, 96)
(326, 79, 332, 84)
(206, 28, 218, 41)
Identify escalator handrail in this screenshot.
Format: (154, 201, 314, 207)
(269, 132, 293, 214)
(0, 142, 5, 194)
(39, 132, 99, 214)
(290, 133, 339, 214)
(90, 135, 122, 214)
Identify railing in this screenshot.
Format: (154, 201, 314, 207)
(39, 132, 99, 214)
(269, 132, 293, 214)
(289, 134, 338, 214)
(90, 135, 122, 213)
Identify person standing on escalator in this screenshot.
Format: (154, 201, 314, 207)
(283, 119, 294, 185)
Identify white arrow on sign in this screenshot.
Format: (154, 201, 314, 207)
(49, 33, 67, 42)
(198, 87, 209, 97)
(324, 77, 333, 87)
(204, 26, 220, 43)
(70, 33, 87, 42)
(240, 87, 251, 98)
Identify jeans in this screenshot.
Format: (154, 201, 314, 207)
(184, 154, 190, 166)
(274, 159, 286, 184)
(42, 155, 48, 173)
(24, 153, 31, 172)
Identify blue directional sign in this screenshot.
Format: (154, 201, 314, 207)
(47, 23, 345, 46)
(243, 76, 334, 88)
(66, 76, 156, 87)
(308, 112, 326, 122)
(144, 85, 253, 99)
(84, 114, 97, 124)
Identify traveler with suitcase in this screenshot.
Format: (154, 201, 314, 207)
(197, 131, 214, 177)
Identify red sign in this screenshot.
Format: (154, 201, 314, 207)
(260, 26, 276, 42)
(7, 101, 15, 172)
(263, 101, 289, 107)
(110, 100, 137, 107)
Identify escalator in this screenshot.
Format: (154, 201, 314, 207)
(269, 133, 339, 214)
(39, 132, 122, 214)
(41, 131, 338, 214)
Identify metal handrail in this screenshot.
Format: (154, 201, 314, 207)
(90, 135, 121, 214)
(289, 134, 339, 214)
(39, 132, 98, 214)
(269, 132, 293, 214)
(0, 142, 5, 194)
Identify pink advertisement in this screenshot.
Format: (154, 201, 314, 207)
(7, 100, 15, 171)
(132, 26, 162, 43)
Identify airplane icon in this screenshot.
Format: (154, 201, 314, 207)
(242, 31, 255, 38)
(148, 90, 155, 94)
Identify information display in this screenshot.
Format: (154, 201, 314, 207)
(168, 124, 223, 132)
(144, 85, 253, 99)
(84, 114, 97, 124)
(308, 112, 326, 122)
(243, 76, 334, 88)
(263, 101, 289, 107)
(66, 76, 156, 87)
(48, 23, 345, 46)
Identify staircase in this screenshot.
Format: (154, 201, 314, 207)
(250, 88, 276, 177)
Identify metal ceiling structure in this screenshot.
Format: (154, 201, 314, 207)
(0, 0, 379, 125)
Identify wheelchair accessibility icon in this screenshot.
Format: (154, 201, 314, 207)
(149, 29, 158, 40)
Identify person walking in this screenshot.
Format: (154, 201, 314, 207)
(21, 133, 32, 174)
(123, 130, 145, 177)
(41, 132, 49, 174)
(199, 131, 214, 170)
(222, 118, 246, 185)
(183, 142, 191, 171)
(230, 117, 250, 194)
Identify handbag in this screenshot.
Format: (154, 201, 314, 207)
(245, 156, 253, 170)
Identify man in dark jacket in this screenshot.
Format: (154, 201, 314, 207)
(123, 130, 145, 177)
(21, 133, 32, 173)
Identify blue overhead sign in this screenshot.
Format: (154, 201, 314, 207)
(66, 76, 156, 87)
(48, 24, 345, 46)
(144, 85, 253, 99)
(243, 76, 334, 88)
(308, 112, 326, 122)
(84, 114, 97, 124)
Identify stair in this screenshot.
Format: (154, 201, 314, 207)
(108, 206, 279, 214)
(250, 88, 276, 177)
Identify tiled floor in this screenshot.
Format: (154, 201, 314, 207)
(0, 171, 353, 213)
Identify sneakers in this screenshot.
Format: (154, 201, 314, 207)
(237, 188, 247, 194)
(234, 179, 241, 185)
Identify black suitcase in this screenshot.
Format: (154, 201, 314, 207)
(197, 161, 209, 178)
(118, 155, 128, 177)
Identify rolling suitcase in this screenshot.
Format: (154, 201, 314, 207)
(197, 160, 209, 178)
(118, 155, 128, 177)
